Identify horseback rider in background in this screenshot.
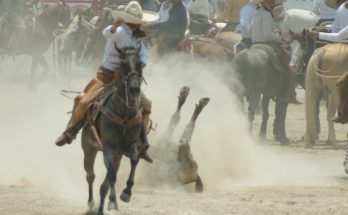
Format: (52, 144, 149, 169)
(146, 0, 188, 53)
(250, 0, 298, 103)
(55, 1, 159, 163)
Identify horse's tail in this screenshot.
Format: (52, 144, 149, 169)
(304, 47, 325, 145)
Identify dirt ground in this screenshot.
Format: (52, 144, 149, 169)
(2, 5, 348, 212)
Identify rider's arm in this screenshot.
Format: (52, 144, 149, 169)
(139, 42, 148, 67)
(103, 25, 121, 42)
(319, 24, 348, 42)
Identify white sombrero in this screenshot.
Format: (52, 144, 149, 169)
(250, 0, 285, 5)
(111, 1, 159, 24)
(284, 9, 319, 33)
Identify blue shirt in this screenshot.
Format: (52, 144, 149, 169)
(151, 1, 188, 37)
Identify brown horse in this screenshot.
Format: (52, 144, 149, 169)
(0, 1, 70, 88)
(152, 86, 209, 192)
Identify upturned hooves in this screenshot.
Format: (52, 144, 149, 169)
(120, 191, 131, 203)
(195, 176, 204, 193)
(178, 86, 190, 107)
(108, 201, 119, 210)
(198, 97, 210, 108)
(343, 161, 348, 174)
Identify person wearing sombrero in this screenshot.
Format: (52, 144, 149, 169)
(55, 1, 159, 162)
(250, 0, 296, 103)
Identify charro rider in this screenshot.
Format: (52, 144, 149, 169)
(55, 1, 159, 162)
(147, 0, 189, 52)
(251, 0, 295, 102)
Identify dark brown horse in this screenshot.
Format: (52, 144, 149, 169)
(0, 1, 70, 88)
(81, 47, 148, 215)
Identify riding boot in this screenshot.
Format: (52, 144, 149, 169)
(55, 119, 86, 146)
(139, 125, 153, 163)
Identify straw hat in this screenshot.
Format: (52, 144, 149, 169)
(250, 0, 285, 5)
(111, 1, 159, 24)
(325, 0, 339, 9)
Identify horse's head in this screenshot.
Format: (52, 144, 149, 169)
(116, 46, 144, 100)
(333, 72, 348, 124)
(60, 14, 97, 55)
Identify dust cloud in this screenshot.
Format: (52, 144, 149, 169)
(0, 52, 336, 205)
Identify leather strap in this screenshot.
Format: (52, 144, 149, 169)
(99, 105, 143, 129)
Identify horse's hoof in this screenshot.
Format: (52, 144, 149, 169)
(198, 97, 210, 107)
(120, 191, 131, 203)
(88, 200, 95, 211)
(195, 176, 204, 193)
(108, 201, 118, 210)
(276, 136, 289, 145)
(96, 211, 104, 215)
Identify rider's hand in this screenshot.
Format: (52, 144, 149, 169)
(113, 17, 123, 28)
(309, 30, 319, 39)
(110, 17, 123, 33)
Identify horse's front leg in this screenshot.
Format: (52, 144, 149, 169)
(120, 158, 139, 203)
(98, 146, 117, 215)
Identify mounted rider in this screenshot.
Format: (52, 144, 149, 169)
(55, 1, 159, 162)
(147, 0, 189, 53)
(250, 0, 300, 103)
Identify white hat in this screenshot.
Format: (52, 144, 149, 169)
(284, 9, 319, 34)
(250, 0, 285, 5)
(111, 1, 159, 24)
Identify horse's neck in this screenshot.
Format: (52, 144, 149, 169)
(110, 84, 140, 118)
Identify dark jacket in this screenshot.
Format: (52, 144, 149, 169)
(151, 1, 188, 37)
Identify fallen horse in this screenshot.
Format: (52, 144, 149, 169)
(151, 86, 209, 192)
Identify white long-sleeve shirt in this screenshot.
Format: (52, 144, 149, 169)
(251, 6, 282, 43)
(311, 0, 337, 20)
(320, 24, 348, 42)
(240, 3, 257, 38)
(102, 24, 148, 72)
(331, 2, 348, 33)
